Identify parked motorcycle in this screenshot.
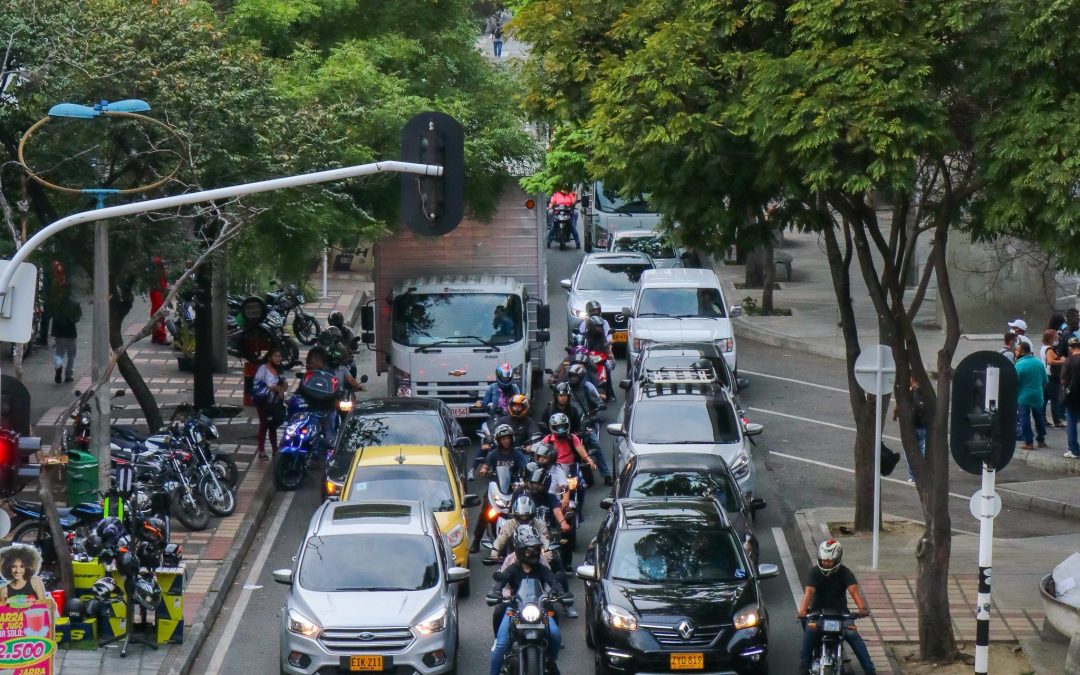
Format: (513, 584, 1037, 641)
(550, 205, 573, 250)
(265, 281, 320, 346)
(486, 575, 568, 675)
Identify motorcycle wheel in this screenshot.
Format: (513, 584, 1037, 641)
(522, 645, 543, 675)
(274, 453, 306, 491)
(9, 521, 47, 547)
(280, 336, 302, 369)
(212, 452, 239, 488)
(293, 315, 320, 346)
(198, 473, 236, 517)
(170, 487, 211, 531)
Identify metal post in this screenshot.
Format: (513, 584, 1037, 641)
(975, 366, 1000, 674)
(92, 215, 110, 492)
(872, 370, 883, 570)
(322, 242, 329, 299)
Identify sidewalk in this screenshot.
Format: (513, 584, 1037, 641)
(47, 269, 371, 675)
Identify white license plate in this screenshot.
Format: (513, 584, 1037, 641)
(823, 619, 842, 632)
(450, 406, 471, 417)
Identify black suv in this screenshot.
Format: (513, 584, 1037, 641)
(577, 498, 778, 674)
(602, 453, 766, 563)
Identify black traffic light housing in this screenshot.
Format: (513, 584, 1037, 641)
(950, 350, 1018, 474)
(400, 112, 464, 236)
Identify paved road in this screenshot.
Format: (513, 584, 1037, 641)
(191, 245, 1070, 674)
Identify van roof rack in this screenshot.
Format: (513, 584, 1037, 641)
(640, 365, 720, 396)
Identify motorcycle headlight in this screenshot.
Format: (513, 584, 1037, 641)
(602, 605, 637, 631)
(729, 450, 750, 479)
(287, 609, 321, 638)
(715, 338, 735, 353)
(79, 414, 91, 426)
(392, 366, 412, 397)
(338, 399, 354, 413)
(521, 603, 543, 623)
(733, 606, 760, 630)
(445, 524, 464, 549)
(414, 606, 447, 635)
(566, 476, 579, 491)
(205, 423, 219, 440)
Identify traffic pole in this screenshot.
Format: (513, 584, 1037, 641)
(871, 368, 883, 570)
(974, 366, 999, 675)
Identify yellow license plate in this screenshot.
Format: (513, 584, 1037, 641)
(349, 655, 384, 671)
(670, 652, 704, 670)
(611, 331, 628, 343)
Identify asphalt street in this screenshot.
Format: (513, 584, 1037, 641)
(190, 244, 1070, 674)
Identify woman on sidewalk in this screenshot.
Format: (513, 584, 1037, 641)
(252, 348, 288, 460)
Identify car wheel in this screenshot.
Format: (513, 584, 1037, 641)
(593, 645, 610, 674)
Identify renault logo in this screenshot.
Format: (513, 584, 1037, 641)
(677, 620, 695, 640)
(358, 632, 376, 641)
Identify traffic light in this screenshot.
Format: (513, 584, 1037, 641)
(400, 112, 464, 236)
(951, 351, 1018, 474)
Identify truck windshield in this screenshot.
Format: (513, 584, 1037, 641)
(392, 293, 524, 346)
(596, 182, 653, 214)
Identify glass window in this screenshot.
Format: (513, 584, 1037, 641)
(595, 182, 654, 214)
(609, 528, 747, 583)
(636, 287, 726, 318)
(576, 263, 652, 291)
(338, 413, 445, 449)
(630, 400, 739, 444)
(627, 471, 740, 512)
(613, 235, 676, 260)
(346, 465, 456, 512)
(299, 534, 439, 591)
(392, 293, 523, 347)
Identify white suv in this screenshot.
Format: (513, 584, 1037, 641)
(624, 268, 741, 373)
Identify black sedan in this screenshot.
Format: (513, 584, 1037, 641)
(577, 498, 779, 674)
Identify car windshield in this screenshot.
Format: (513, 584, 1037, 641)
(339, 414, 445, 449)
(609, 528, 747, 583)
(613, 235, 676, 260)
(595, 182, 654, 214)
(576, 262, 652, 291)
(392, 293, 523, 346)
(630, 400, 740, 444)
(636, 287, 726, 318)
(628, 471, 740, 512)
(299, 534, 439, 591)
(347, 465, 456, 512)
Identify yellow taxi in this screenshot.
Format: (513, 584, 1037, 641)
(340, 444, 479, 586)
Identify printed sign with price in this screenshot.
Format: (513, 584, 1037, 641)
(0, 600, 54, 673)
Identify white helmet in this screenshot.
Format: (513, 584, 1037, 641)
(817, 539, 843, 576)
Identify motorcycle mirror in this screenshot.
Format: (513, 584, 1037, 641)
(113, 389, 126, 397)
(485, 595, 502, 606)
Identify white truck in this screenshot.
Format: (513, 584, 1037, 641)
(360, 186, 550, 420)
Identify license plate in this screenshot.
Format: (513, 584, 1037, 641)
(670, 653, 704, 670)
(611, 331, 628, 343)
(823, 619, 842, 632)
(348, 655, 384, 671)
(450, 406, 471, 417)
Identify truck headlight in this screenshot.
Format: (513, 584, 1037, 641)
(602, 605, 637, 631)
(715, 338, 734, 353)
(414, 606, 448, 635)
(729, 450, 750, 479)
(392, 366, 412, 397)
(287, 609, 321, 638)
(733, 606, 760, 630)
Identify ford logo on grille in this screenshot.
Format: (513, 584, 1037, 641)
(358, 632, 376, 641)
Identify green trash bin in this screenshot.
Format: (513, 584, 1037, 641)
(66, 449, 99, 506)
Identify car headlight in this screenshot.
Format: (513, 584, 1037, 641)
(602, 605, 638, 631)
(521, 603, 543, 623)
(414, 606, 448, 635)
(632, 338, 653, 352)
(287, 609, 321, 638)
(716, 338, 734, 353)
(729, 450, 750, 479)
(445, 524, 465, 548)
(392, 366, 412, 397)
(733, 606, 760, 630)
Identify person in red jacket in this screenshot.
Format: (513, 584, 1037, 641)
(149, 256, 168, 345)
(546, 187, 580, 249)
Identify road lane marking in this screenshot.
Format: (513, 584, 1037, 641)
(769, 449, 967, 500)
(741, 369, 849, 394)
(205, 490, 295, 675)
(771, 527, 804, 606)
(748, 406, 902, 442)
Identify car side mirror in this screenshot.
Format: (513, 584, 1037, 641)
(360, 304, 375, 331)
(536, 304, 551, 330)
(463, 493, 481, 508)
(600, 497, 613, 510)
(454, 436, 470, 449)
(750, 497, 767, 511)
(272, 568, 293, 585)
(619, 379, 630, 391)
(575, 564, 599, 582)
(606, 423, 625, 437)
(757, 563, 779, 579)
(114, 389, 126, 397)
(621, 306, 634, 318)
(560, 279, 572, 291)
(744, 422, 764, 437)
(447, 566, 471, 584)
(729, 305, 743, 318)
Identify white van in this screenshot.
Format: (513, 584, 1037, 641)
(624, 268, 741, 373)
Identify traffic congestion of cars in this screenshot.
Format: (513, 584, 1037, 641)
(275, 226, 793, 675)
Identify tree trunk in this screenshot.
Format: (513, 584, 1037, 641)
(761, 238, 775, 315)
(109, 288, 163, 432)
(39, 468, 73, 599)
(744, 246, 765, 288)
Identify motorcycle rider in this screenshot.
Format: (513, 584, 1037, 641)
(471, 363, 521, 480)
(546, 185, 580, 250)
(541, 382, 611, 485)
(326, 312, 359, 377)
(488, 495, 550, 562)
(582, 314, 616, 401)
(576, 300, 611, 339)
(532, 443, 570, 512)
(489, 527, 563, 675)
(471, 424, 531, 553)
(493, 394, 542, 452)
(797, 540, 876, 675)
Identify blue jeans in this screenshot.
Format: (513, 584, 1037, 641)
(800, 619, 875, 674)
(490, 612, 561, 675)
(493, 39, 503, 57)
(547, 211, 580, 246)
(1046, 380, 1065, 424)
(583, 424, 611, 478)
(1018, 403, 1046, 444)
(907, 427, 927, 481)
(1067, 408, 1080, 456)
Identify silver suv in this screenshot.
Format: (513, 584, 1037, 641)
(276, 500, 470, 674)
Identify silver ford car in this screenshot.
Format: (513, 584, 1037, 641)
(276, 500, 470, 675)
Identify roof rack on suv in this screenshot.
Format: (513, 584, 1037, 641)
(640, 364, 720, 395)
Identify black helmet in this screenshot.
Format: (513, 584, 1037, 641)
(495, 362, 514, 386)
(84, 533, 104, 557)
(526, 466, 552, 492)
(493, 424, 515, 444)
(82, 598, 101, 621)
(568, 364, 587, 385)
(96, 517, 125, 547)
(586, 315, 605, 332)
(553, 381, 571, 397)
(512, 525, 543, 565)
(65, 597, 85, 620)
(328, 310, 345, 328)
(317, 329, 336, 347)
(533, 442, 557, 465)
(585, 300, 602, 316)
(116, 550, 140, 577)
(134, 574, 162, 610)
(548, 412, 571, 438)
(511, 495, 536, 522)
(141, 517, 168, 548)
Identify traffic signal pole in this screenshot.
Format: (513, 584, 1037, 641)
(974, 366, 999, 675)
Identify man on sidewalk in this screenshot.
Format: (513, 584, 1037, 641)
(1015, 341, 1047, 450)
(1010, 318, 1034, 354)
(50, 297, 81, 384)
(999, 332, 1017, 364)
(1061, 337, 1080, 459)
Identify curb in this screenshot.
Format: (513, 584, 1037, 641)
(997, 485, 1080, 523)
(732, 314, 849, 361)
(158, 463, 277, 675)
(1012, 447, 1080, 476)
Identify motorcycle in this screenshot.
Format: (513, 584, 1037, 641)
(265, 281, 320, 346)
(550, 205, 573, 250)
(481, 464, 520, 550)
(226, 297, 302, 367)
(275, 369, 348, 491)
(160, 447, 211, 531)
(169, 418, 235, 517)
(805, 610, 866, 675)
(486, 575, 568, 675)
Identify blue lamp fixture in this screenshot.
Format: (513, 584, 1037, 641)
(47, 99, 151, 119)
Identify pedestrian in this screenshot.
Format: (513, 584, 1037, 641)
(149, 256, 169, 345)
(252, 348, 288, 460)
(1061, 309, 1080, 345)
(51, 297, 81, 384)
(893, 374, 927, 483)
(1040, 327, 1066, 428)
(1015, 341, 1047, 450)
(36, 261, 67, 347)
(492, 23, 504, 58)
(998, 332, 1016, 364)
(1060, 337, 1080, 459)
(1009, 318, 1033, 355)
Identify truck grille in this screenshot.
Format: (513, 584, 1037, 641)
(641, 623, 724, 649)
(414, 381, 486, 405)
(319, 627, 414, 653)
